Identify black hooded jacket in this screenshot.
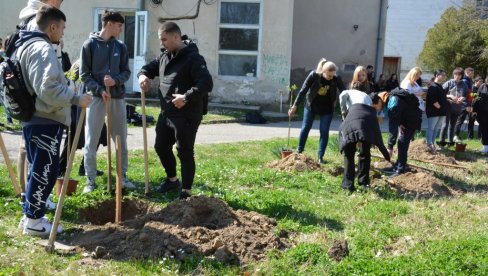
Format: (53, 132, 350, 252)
(339, 104, 390, 161)
(138, 42, 213, 119)
(387, 88, 422, 131)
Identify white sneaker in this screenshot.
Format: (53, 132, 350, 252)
(45, 194, 56, 210)
(481, 146, 488, 154)
(22, 217, 63, 236)
(453, 136, 462, 143)
(122, 176, 136, 189)
(18, 215, 62, 234)
(83, 177, 96, 193)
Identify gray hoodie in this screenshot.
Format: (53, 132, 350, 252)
(17, 31, 80, 126)
(80, 32, 131, 99)
(19, 0, 45, 31)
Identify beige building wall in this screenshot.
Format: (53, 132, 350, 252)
(291, 0, 387, 86)
(1, 0, 294, 106)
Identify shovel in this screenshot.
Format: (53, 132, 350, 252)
(0, 132, 21, 196)
(287, 91, 294, 149)
(46, 108, 86, 253)
(140, 90, 150, 195)
(105, 86, 112, 191)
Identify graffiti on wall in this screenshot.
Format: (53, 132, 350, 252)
(262, 54, 289, 86)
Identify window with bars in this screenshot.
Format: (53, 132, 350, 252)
(218, 1, 261, 77)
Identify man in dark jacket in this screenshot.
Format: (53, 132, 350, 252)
(339, 93, 390, 192)
(138, 22, 213, 199)
(386, 88, 422, 177)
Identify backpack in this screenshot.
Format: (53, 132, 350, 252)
(0, 38, 41, 121)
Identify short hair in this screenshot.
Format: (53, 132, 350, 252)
(434, 69, 446, 77)
(366, 65, 374, 69)
(370, 93, 381, 105)
(101, 10, 124, 27)
(453, 67, 464, 76)
(474, 75, 483, 82)
(36, 5, 66, 31)
(158, 21, 181, 36)
(465, 67, 474, 73)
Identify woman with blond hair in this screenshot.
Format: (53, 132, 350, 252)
(289, 58, 346, 163)
(400, 67, 426, 111)
(349, 66, 371, 94)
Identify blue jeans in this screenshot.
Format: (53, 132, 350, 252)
(23, 124, 64, 219)
(297, 108, 333, 159)
(426, 116, 445, 145)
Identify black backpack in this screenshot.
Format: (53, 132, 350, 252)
(0, 36, 44, 122)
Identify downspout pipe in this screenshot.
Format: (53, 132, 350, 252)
(139, 0, 145, 10)
(374, 0, 386, 82)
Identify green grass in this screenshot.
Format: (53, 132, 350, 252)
(0, 135, 487, 275)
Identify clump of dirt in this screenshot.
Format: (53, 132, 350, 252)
(69, 196, 290, 265)
(267, 153, 322, 172)
(387, 172, 458, 198)
(328, 239, 348, 261)
(408, 140, 458, 164)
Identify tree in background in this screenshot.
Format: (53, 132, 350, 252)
(419, 6, 488, 76)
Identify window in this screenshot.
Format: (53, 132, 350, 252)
(218, 1, 261, 77)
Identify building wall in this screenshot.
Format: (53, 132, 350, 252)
(384, 0, 462, 79)
(291, 0, 387, 86)
(1, 0, 294, 106)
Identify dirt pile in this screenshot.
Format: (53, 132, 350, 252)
(407, 140, 457, 164)
(328, 239, 349, 261)
(267, 153, 322, 172)
(69, 196, 290, 265)
(387, 172, 456, 198)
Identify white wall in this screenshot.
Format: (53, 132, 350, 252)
(384, 0, 462, 78)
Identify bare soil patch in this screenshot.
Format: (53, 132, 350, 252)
(328, 239, 349, 261)
(69, 196, 290, 265)
(267, 153, 322, 172)
(407, 140, 458, 164)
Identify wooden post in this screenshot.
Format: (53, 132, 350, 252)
(47, 108, 86, 252)
(105, 86, 112, 191)
(140, 90, 150, 195)
(0, 133, 21, 196)
(115, 135, 122, 224)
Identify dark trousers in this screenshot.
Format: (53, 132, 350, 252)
(467, 113, 478, 139)
(154, 114, 201, 190)
(396, 127, 415, 173)
(342, 141, 371, 190)
(440, 111, 460, 143)
(478, 117, 488, 145)
(454, 109, 468, 137)
(23, 124, 64, 219)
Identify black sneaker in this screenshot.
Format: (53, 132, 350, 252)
(381, 166, 396, 174)
(388, 170, 404, 179)
(358, 184, 370, 192)
(179, 189, 192, 199)
(157, 179, 181, 193)
(318, 158, 326, 164)
(436, 141, 447, 147)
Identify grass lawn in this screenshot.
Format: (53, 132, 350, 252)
(0, 135, 487, 275)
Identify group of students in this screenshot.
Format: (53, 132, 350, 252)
(3, 0, 212, 237)
(289, 59, 487, 192)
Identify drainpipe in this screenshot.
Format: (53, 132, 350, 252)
(374, 0, 386, 81)
(139, 0, 145, 10)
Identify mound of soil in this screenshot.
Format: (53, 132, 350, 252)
(69, 196, 289, 265)
(408, 140, 457, 164)
(267, 153, 322, 172)
(387, 172, 456, 198)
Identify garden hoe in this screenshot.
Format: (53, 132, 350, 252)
(0, 132, 21, 196)
(140, 89, 150, 196)
(106, 86, 113, 191)
(45, 108, 86, 253)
